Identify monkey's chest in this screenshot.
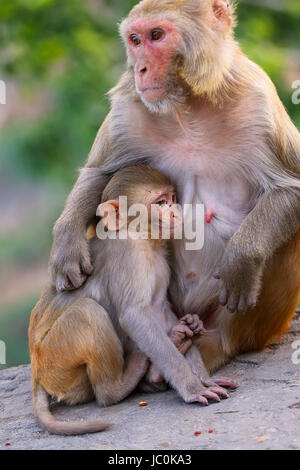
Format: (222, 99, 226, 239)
(155, 151, 252, 240)
(155, 160, 253, 314)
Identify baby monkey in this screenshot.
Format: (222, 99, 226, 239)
(29, 165, 232, 436)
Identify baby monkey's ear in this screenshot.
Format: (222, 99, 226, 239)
(97, 200, 125, 231)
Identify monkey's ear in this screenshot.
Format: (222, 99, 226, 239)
(97, 200, 125, 232)
(211, 0, 232, 28)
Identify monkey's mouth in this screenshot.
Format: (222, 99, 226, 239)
(139, 86, 167, 103)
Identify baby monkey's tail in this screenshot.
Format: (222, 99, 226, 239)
(33, 382, 112, 435)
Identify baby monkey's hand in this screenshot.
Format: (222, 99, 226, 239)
(169, 314, 206, 355)
(140, 314, 207, 391)
(180, 314, 206, 337)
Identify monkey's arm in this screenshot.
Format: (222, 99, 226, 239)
(144, 313, 204, 385)
(119, 307, 223, 404)
(49, 116, 113, 292)
(215, 187, 300, 313)
(49, 167, 109, 292)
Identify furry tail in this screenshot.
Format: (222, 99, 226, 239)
(33, 382, 112, 436)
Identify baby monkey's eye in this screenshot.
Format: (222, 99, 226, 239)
(156, 199, 167, 206)
(151, 29, 164, 41)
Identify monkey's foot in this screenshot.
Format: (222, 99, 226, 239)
(206, 376, 239, 390)
(139, 320, 200, 391)
(183, 382, 230, 405)
(200, 376, 239, 400)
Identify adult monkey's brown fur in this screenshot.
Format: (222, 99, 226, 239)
(49, 0, 300, 375)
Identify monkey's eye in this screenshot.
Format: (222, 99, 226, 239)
(129, 34, 141, 46)
(151, 29, 164, 41)
(156, 199, 167, 206)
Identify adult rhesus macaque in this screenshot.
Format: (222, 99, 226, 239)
(49, 0, 300, 376)
(30, 166, 236, 436)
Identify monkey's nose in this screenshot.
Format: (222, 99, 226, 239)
(139, 66, 147, 74)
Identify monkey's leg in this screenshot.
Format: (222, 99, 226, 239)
(138, 321, 195, 393)
(146, 315, 205, 383)
(198, 230, 300, 374)
(37, 299, 148, 406)
(95, 349, 149, 406)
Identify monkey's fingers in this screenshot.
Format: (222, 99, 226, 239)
(200, 390, 221, 402)
(227, 291, 258, 314)
(237, 296, 247, 314)
(211, 376, 239, 389)
(178, 338, 193, 355)
(217, 282, 228, 307)
(214, 265, 262, 314)
(181, 315, 205, 334)
(185, 395, 209, 406)
(214, 271, 240, 312)
(191, 318, 205, 335)
(227, 292, 240, 314)
(80, 256, 94, 276)
(208, 386, 229, 399)
(57, 255, 94, 291)
(216, 279, 246, 314)
(180, 314, 194, 325)
(56, 274, 76, 292)
(67, 270, 88, 290)
(177, 324, 194, 338)
(169, 325, 193, 354)
(170, 324, 194, 340)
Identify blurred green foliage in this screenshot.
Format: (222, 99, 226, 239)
(0, 0, 299, 184)
(0, 297, 34, 366)
(0, 0, 133, 183)
(0, 0, 299, 368)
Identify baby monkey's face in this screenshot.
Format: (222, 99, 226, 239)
(97, 184, 183, 242)
(145, 186, 183, 240)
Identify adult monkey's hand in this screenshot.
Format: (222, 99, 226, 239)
(49, 166, 108, 292)
(50, 220, 93, 292)
(49, 113, 115, 292)
(48, 111, 148, 292)
(214, 243, 265, 314)
(214, 189, 300, 313)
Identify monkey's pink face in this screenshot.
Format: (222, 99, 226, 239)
(125, 19, 181, 105)
(149, 189, 183, 240)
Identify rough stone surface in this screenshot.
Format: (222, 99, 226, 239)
(0, 312, 299, 450)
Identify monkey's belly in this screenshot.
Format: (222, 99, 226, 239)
(170, 227, 224, 317)
(164, 170, 251, 316)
